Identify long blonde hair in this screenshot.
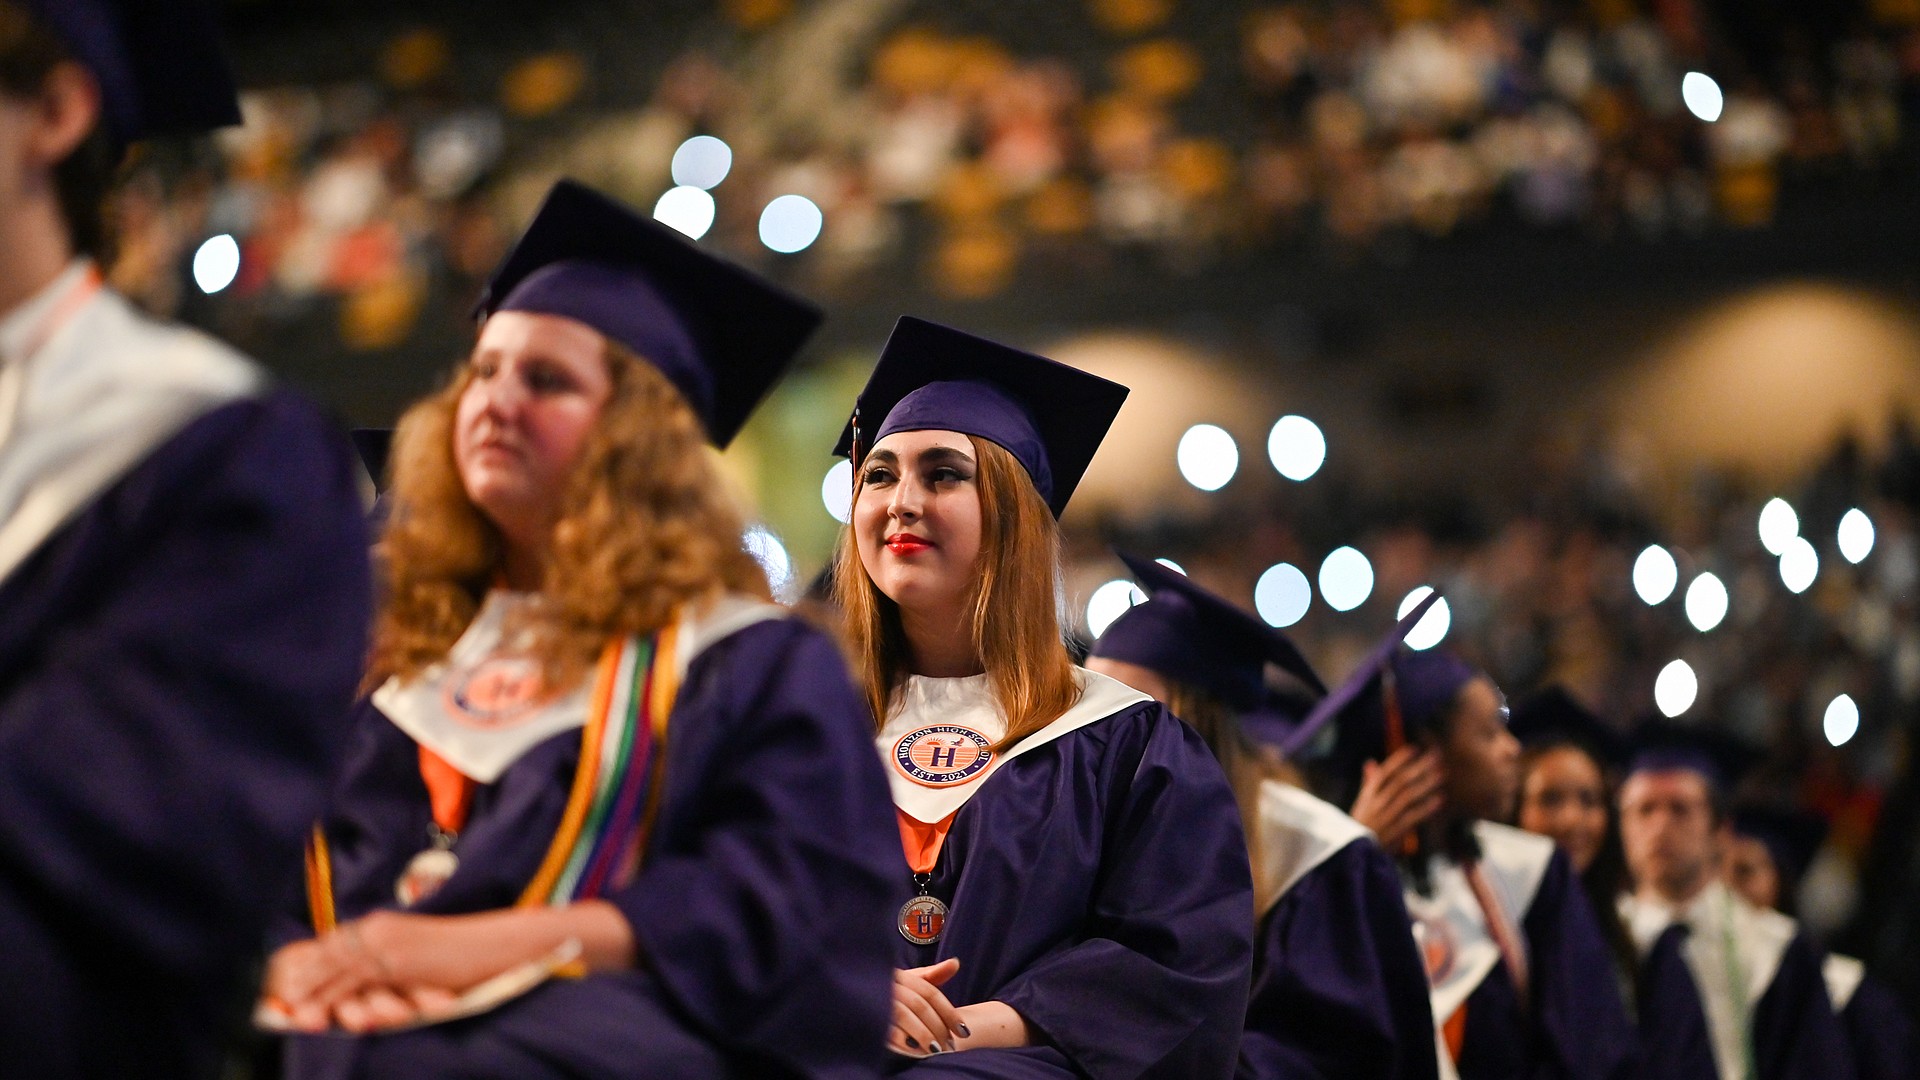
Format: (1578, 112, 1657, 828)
(367, 341, 770, 692)
(1166, 681, 1301, 915)
(835, 436, 1079, 750)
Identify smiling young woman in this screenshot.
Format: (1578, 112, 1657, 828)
(264, 180, 901, 1080)
(830, 318, 1254, 1080)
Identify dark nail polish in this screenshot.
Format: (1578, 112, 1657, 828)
(906, 1037, 920, 1049)
(957, 1023, 972, 1039)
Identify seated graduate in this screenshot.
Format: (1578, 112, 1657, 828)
(1724, 806, 1912, 1080)
(1510, 688, 1639, 998)
(0, 2, 372, 1075)
(264, 179, 902, 1078)
(1323, 648, 1636, 1080)
(831, 318, 1254, 1079)
(1086, 555, 1440, 1080)
(1617, 725, 1858, 1080)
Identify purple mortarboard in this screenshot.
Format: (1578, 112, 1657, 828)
(1510, 685, 1628, 769)
(1092, 551, 1326, 713)
(1277, 592, 1450, 761)
(21, 0, 242, 144)
(1624, 719, 1758, 794)
(349, 428, 392, 493)
(1731, 804, 1828, 893)
(475, 179, 823, 448)
(831, 318, 1128, 517)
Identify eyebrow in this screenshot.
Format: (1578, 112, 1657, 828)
(915, 445, 976, 468)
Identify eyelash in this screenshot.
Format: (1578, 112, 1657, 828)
(861, 466, 969, 486)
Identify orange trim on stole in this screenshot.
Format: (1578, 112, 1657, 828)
(898, 809, 959, 875)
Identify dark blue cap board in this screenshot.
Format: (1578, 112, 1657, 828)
(350, 428, 392, 492)
(475, 179, 823, 448)
(1092, 551, 1327, 711)
(1278, 591, 1444, 759)
(21, 0, 242, 144)
(1730, 804, 1827, 891)
(832, 317, 1128, 517)
(1625, 719, 1759, 794)
(1510, 685, 1628, 769)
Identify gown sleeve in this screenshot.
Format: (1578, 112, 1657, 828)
(993, 706, 1256, 1080)
(1237, 838, 1440, 1080)
(1520, 849, 1638, 1080)
(0, 394, 370, 1062)
(603, 621, 902, 1076)
(1752, 934, 1858, 1080)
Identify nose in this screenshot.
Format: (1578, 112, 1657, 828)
(477, 370, 525, 425)
(887, 472, 925, 523)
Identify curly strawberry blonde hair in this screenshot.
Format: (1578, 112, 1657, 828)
(367, 340, 770, 692)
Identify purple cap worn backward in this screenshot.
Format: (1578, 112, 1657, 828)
(1277, 591, 1444, 759)
(834, 318, 1129, 518)
(21, 0, 242, 144)
(1092, 551, 1327, 711)
(476, 181, 823, 448)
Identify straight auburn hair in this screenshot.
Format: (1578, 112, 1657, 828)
(834, 436, 1080, 751)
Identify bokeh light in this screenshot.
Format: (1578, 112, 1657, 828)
(1176, 424, 1239, 491)
(1318, 547, 1374, 612)
(1254, 563, 1312, 628)
(654, 185, 717, 239)
(1267, 415, 1326, 481)
(1633, 545, 1679, 605)
(1087, 579, 1146, 638)
(1398, 587, 1451, 650)
(1655, 659, 1698, 717)
(759, 194, 824, 253)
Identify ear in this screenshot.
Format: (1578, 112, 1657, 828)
(22, 61, 103, 170)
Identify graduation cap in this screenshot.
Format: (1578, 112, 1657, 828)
(1277, 591, 1448, 761)
(21, 0, 243, 144)
(475, 179, 823, 448)
(1730, 804, 1828, 894)
(349, 428, 393, 493)
(1510, 685, 1628, 770)
(831, 317, 1128, 517)
(1624, 718, 1760, 796)
(1091, 551, 1327, 715)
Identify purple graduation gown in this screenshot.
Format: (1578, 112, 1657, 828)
(0, 391, 372, 1078)
(285, 617, 900, 1080)
(1840, 973, 1915, 1080)
(1631, 918, 1858, 1080)
(1238, 838, 1439, 1080)
(1452, 849, 1637, 1080)
(885, 700, 1253, 1080)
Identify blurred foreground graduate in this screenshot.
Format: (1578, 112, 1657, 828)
(1724, 806, 1916, 1080)
(266, 179, 901, 1078)
(1325, 648, 1636, 1080)
(0, 2, 372, 1076)
(1086, 555, 1440, 1080)
(832, 319, 1253, 1078)
(1617, 728, 1858, 1080)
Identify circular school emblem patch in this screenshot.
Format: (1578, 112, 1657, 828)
(443, 655, 547, 730)
(892, 725, 993, 788)
(898, 894, 949, 945)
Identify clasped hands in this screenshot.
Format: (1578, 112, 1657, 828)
(889, 958, 1030, 1058)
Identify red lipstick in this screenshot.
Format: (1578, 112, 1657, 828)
(885, 533, 934, 555)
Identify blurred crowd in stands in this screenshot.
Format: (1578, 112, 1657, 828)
(109, 0, 1920, 349)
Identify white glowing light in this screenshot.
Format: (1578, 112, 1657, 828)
(1267, 415, 1327, 482)
(1684, 572, 1729, 632)
(759, 194, 824, 253)
(1633, 545, 1679, 605)
(671, 135, 733, 190)
(1176, 424, 1239, 491)
(1655, 659, 1698, 718)
(1397, 586, 1451, 651)
(821, 459, 853, 524)
(192, 234, 240, 294)
(1838, 508, 1875, 565)
(1682, 72, 1724, 122)
(1087, 579, 1146, 638)
(1824, 694, 1860, 747)
(1154, 558, 1187, 575)
(653, 185, 716, 239)
(743, 525, 793, 596)
(1758, 497, 1799, 555)
(1254, 563, 1312, 628)
(1319, 546, 1374, 612)
(1780, 536, 1819, 594)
